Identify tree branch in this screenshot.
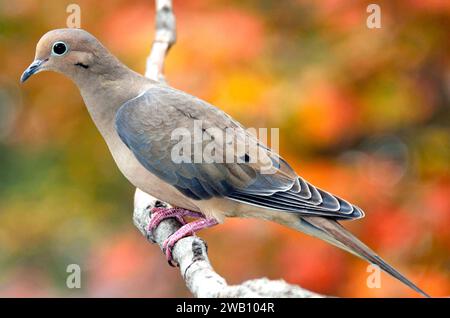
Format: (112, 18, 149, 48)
(132, 0, 323, 298)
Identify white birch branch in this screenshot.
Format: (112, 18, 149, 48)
(132, 0, 323, 298)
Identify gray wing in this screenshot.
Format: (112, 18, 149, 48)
(115, 85, 363, 220)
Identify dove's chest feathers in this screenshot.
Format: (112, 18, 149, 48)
(79, 81, 198, 211)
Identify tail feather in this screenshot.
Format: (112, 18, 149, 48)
(301, 216, 430, 297)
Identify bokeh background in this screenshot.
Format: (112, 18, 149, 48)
(0, 0, 449, 297)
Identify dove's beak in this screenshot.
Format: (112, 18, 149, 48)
(21, 59, 45, 83)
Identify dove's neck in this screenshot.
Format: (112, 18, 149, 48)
(74, 58, 154, 143)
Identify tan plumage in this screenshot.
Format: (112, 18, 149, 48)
(21, 28, 429, 297)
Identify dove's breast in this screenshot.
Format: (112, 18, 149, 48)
(81, 91, 200, 212)
(106, 128, 200, 212)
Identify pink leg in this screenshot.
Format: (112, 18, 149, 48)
(148, 207, 205, 232)
(163, 218, 219, 265)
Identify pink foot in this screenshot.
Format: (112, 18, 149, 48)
(148, 207, 204, 232)
(148, 207, 213, 265)
(163, 218, 218, 266)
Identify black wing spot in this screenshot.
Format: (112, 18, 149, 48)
(241, 154, 251, 163)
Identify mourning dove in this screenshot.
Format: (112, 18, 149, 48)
(21, 29, 429, 297)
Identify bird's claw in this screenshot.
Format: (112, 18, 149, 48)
(162, 228, 196, 267)
(148, 207, 187, 233)
(161, 218, 219, 266)
(146, 207, 185, 244)
(147, 207, 210, 265)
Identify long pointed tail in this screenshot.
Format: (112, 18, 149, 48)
(300, 216, 430, 297)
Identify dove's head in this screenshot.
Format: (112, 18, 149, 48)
(21, 28, 113, 83)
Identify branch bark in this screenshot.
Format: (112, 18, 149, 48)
(132, 0, 323, 298)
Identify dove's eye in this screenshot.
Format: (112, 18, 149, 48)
(52, 41, 68, 56)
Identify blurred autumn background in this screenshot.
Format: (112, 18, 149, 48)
(0, 0, 449, 297)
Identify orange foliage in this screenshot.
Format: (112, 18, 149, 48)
(296, 83, 360, 147)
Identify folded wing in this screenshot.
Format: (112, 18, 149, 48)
(115, 85, 364, 220)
